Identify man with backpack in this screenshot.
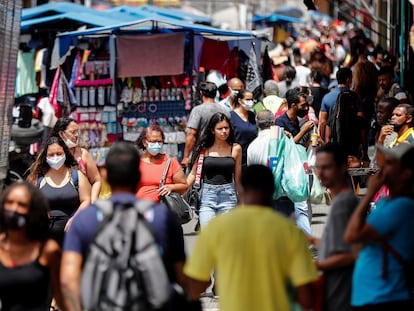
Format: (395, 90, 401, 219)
(60, 142, 189, 311)
(318, 68, 353, 143)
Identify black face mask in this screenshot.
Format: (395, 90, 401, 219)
(297, 109, 308, 118)
(3, 210, 27, 230)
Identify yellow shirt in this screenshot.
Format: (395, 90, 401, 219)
(184, 206, 318, 311)
(390, 127, 414, 147)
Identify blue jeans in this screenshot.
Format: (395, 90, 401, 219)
(294, 200, 312, 236)
(199, 183, 237, 229)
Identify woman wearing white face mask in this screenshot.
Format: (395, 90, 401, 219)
(27, 136, 91, 246)
(135, 125, 188, 202)
(51, 117, 102, 203)
(230, 90, 258, 166)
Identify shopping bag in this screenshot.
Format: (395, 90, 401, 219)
(281, 137, 309, 202)
(310, 175, 324, 204)
(268, 126, 287, 200)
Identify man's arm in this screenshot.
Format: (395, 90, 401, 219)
(60, 251, 83, 311)
(186, 278, 211, 300)
(295, 283, 315, 310)
(181, 128, 197, 167)
(316, 253, 354, 271)
(294, 121, 314, 143)
(318, 111, 328, 141)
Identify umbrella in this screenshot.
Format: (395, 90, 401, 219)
(274, 6, 304, 18)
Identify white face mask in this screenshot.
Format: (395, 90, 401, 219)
(64, 138, 77, 149)
(242, 100, 254, 110)
(47, 155, 66, 170)
(62, 133, 78, 149)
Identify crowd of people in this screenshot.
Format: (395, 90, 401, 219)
(1, 19, 414, 311)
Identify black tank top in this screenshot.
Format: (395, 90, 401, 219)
(203, 156, 235, 185)
(0, 257, 51, 310)
(40, 176, 80, 217)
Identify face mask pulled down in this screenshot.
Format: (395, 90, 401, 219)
(47, 155, 66, 170)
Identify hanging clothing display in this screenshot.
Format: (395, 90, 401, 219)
(16, 50, 39, 97)
(199, 38, 230, 71)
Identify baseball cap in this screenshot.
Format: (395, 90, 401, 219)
(377, 143, 414, 168)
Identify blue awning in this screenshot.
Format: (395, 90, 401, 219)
(252, 13, 305, 24)
(56, 16, 254, 59)
(58, 16, 253, 39)
(21, 11, 121, 31)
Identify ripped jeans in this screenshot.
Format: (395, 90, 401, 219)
(199, 183, 237, 229)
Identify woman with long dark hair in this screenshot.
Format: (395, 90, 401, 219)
(27, 136, 91, 246)
(0, 182, 64, 310)
(187, 112, 242, 228)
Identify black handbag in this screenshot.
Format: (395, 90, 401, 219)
(160, 157, 192, 224)
(183, 149, 205, 214)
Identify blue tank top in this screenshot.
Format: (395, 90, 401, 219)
(203, 156, 235, 185)
(0, 256, 51, 310)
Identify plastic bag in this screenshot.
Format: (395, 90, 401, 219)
(268, 126, 286, 200)
(281, 137, 309, 202)
(310, 175, 324, 204)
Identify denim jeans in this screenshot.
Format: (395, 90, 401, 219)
(294, 200, 312, 236)
(199, 183, 237, 229)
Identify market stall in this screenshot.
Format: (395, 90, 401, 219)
(55, 16, 258, 161)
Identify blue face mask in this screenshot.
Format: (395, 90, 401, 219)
(147, 142, 163, 156)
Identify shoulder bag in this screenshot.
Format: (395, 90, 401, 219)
(160, 157, 193, 225)
(183, 150, 205, 215)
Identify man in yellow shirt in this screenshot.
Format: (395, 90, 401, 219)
(184, 165, 318, 311)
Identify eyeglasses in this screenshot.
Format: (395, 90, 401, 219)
(65, 129, 80, 136)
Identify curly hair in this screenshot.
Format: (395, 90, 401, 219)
(190, 112, 236, 165)
(27, 136, 78, 185)
(135, 124, 165, 150)
(0, 182, 50, 241)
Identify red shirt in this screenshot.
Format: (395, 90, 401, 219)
(136, 154, 182, 202)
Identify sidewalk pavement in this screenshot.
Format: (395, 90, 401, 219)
(183, 203, 330, 311)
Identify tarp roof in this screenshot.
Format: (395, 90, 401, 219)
(58, 16, 253, 39)
(252, 13, 305, 24)
(56, 16, 254, 59)
(21, 11, 121, 31)
(22, 2, 212, 32)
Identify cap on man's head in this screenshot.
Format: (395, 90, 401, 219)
(377, 143, 414, 169)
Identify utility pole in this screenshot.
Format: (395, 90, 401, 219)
(0, 0, 22, 187)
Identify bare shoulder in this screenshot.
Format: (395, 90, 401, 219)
(42, 239, 61, 257)
(232, 143, 242, 152)
(39, 239, 61, 266)
(80, 147, 93, 160)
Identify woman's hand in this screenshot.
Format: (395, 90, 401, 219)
(158, 185, 172, 197)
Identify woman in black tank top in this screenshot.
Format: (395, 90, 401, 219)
(188, 113, 242, 228)
(27, 136, 91, 246)
(0, 182, 64, 310)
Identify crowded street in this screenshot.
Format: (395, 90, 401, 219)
(1, 1, 414, 311)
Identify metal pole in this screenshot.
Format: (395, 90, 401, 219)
(400, 0, 406, 87)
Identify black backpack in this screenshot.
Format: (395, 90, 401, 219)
(328, 90, 361, 156)
(80, 199, 170, 311)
